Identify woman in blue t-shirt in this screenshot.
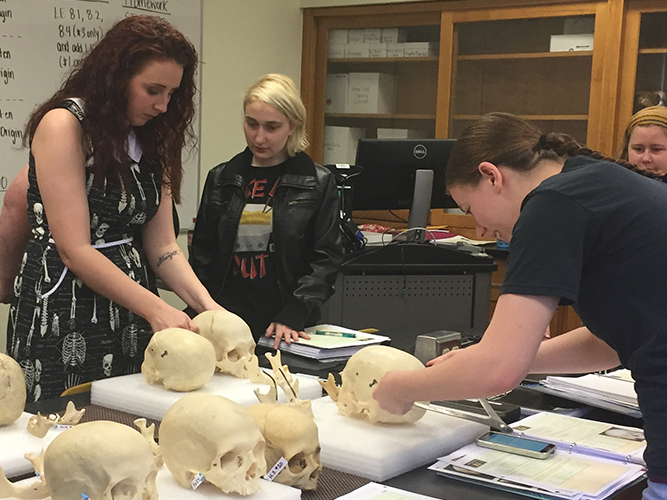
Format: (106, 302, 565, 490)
(372, 112, 667, 498)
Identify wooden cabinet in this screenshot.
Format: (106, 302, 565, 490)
(616, 2, 667, 152)
(443, 5, 602, 145)
(300, 0, 651, 337)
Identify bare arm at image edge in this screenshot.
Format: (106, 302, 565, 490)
(0, 165, 30, 303)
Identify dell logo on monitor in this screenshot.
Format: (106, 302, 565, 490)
(413, 144, 427, 160)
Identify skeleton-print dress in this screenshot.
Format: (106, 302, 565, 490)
(7, 99, 160, 402)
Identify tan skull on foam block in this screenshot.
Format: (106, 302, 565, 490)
(336, 345, 426, 424)
(248, 403, 322, 490)
(0, 352, 26, 426)
(192, 310, 264, 379)
(159, 393, 267, 496)
(141, 327, 216, 391)
(44, 421, 159, 500)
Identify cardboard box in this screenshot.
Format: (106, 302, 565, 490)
(344, 43, 370, 58)
(403, 42, 438, 58)
(347, 72, 396, 114)
(329, 29, 349, 44)
(347, 29, 365, 43)
(369, 43, 388, 58)
(386, 43, 405, 58)
(549, 33, 594, 52)
(364, 28, 383, 44)
(328, 44, 345, 59)
(326, 73, 349, 114)
(323, 126, 365, 165)
(381, 28, 407, 44)
(376, 128, 427, 139)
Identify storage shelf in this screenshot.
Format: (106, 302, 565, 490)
(326, 113, 437, 120)
(328, 56, 439, 64)
(638, 48, 667, 54)
(453, 114, 589, 121)
(457, 51, 593, 61)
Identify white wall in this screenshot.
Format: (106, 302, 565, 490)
(0, 0, 304, 353)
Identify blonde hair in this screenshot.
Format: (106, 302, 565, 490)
(243, 74, 308, 156)
(617, 105, 667, 160)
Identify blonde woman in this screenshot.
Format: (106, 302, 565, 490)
(190, 74, 343, 349)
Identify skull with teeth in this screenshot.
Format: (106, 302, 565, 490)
(248, 402, 322, 490)
(159, 393, 267, 496)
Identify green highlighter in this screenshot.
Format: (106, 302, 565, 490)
(314, 330, 356, 338)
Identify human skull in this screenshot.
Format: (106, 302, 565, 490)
(336, 345, 426, 424)
(141, 328, 216, 391)
(43, 421, 158, 500)
(192, 310, 261, 379)
(160, 393, 266, 496)
(248, 403, 321, 490)
(0, 352, 27, 426)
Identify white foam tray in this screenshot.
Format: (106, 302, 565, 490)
(91, 372, 323, 421)
(0, 413, 67, 478)
(312, 397, 488, 482)
(2, 466, 300, 500)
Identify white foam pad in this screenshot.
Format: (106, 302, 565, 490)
(0, 413, 67, 478)
(2, 467, 300, 500)
(312, 397, 488, 482)
(91, 372, 322, 421)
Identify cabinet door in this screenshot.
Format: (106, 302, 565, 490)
(442, 5, 602, 146)
(616, 4, 667, 152)
(302, 9, 441, 165)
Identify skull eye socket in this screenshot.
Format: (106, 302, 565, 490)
(220, 451, 244, 471)
(288, 453, 308, 472)
(227, 349, 240, 362)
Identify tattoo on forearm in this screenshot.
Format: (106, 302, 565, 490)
(156, 250, 181, 267)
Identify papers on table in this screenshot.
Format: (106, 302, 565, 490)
(258, 324, 390, 361)
(429, 411, 647, 500)
(430, 443, 645, 500)
(528, 369, 641, 418)
(510, 412, 645, 466)
(334, 482, 442, 500)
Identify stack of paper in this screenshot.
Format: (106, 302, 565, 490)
(257, 324, 390, 361)
(429, 411, 647, 500)
(530, 369, 640, 417)
(510, 412, 645, 465)
(430, 445, 645, 500)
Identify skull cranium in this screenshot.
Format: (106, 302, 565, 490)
(192, 310, 263, 379)
(141, 328, 216, 391)
(248, 402, 321, 490)
(333, 345, 426, 424)
(159, 393, 267, 496)
(0, 352, 27, 426)
(43, 421, 159, 500)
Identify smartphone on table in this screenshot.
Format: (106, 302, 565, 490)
(476, 431, 556, 459)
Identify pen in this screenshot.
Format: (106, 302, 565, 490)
(315, 330, 356, 338)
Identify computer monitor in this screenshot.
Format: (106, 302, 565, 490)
(351, 139, 458, 211)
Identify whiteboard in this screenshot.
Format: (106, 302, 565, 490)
(0, 0, 202, 227)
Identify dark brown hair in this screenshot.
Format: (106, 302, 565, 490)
(446, 112, 655, 190)
(24, 15, 198, 203)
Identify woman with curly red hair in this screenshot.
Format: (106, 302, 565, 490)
(2, 15, 221, 401)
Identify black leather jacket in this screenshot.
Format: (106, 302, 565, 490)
(190, 148, 343, 330)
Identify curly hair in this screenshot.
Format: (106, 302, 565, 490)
(446, 112, 658, 190)
(24, 15, 198, 203)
